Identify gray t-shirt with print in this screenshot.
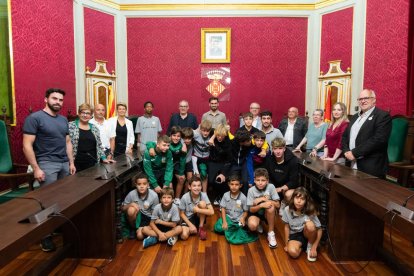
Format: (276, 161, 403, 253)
(122, 189, 159, 217)
(220, 191, 248, 222)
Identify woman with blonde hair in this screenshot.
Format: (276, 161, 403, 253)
(108, 103, 135, 157)
(320, 102, 349, 162)
(69, 103, 111, 172)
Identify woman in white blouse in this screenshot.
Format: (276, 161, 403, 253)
(108, 103, 135, 157)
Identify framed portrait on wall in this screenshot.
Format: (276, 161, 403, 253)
(201, 28, 231, 63)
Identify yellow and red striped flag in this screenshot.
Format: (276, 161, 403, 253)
(324, 85, 332, 122)
(107, 84, 115, 118)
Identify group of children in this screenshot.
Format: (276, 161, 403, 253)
(122, 111, 322, 261)
(123, 167, 322, 262)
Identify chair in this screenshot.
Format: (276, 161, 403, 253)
(0, 120, 34, 191)
(387, 115, 414, 187)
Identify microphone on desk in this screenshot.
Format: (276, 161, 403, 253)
(86, 153, 116, 180)
(12, 197, 60, 224)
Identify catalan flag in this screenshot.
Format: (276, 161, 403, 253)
(107, 84, 115, 118)
(324, 85, 332, 122)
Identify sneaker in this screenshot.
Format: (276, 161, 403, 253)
(279, 201, 286, 217)
(174, 198, 181, 206)
(198, 226, 207, 240)
(267, 231, 277, 248)
(257, 224, 264, 234)
(213, 197, 221, 206)
(40, 236, 56, 252)
(307, 243, 317, 262)
(167, 236, 178, 246)
(143, 236, 158, 249)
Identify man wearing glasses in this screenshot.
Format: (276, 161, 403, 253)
(342, 89, 392, 178)
(167, 100, 198, 134)
(239, 102, 262, 129)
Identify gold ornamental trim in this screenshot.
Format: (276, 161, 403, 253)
(91, 0, 346, 11)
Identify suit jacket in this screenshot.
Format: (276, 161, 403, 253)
(278, 117, 308, 148)
(341, 107, 392, 178)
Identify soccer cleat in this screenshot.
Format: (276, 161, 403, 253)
(267, 231, 277, 248)
(167, 236, 178, 246)
(143, 236, 158, 249)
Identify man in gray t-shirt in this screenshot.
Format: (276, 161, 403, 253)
(135, 101, 162, 155)
(22, 88, 76, 252)
(23, 88, 75, 186)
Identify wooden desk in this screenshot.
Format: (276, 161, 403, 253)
(329, 177, 414, 261)
(0, 154, 140, 270)
(294, 152, 375, 241)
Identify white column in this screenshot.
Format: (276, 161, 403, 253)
(115, 14, 128, 105)
(73, 0, 86, 107)
(350, 0, 367, 114)
(305, 11, 321, 116)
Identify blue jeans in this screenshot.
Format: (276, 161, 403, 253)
(35, 161, 69, 186)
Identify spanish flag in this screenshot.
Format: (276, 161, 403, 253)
(107, 84, 115, 118)
(324, 85, 331, 122)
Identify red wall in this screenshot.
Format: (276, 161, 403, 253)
(127, 17, 308, 131)
(364, 0, 410, 114)
(10, 0, 76, 163)
(320, 7, 353, 73)
(84, 8, 115, 72)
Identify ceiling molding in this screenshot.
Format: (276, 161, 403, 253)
(90, 0, 346, 11)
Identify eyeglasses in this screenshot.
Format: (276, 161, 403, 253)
(179, 105, 188, 108)
(357, 97, 374, 102)
(80, 111, 92, 116)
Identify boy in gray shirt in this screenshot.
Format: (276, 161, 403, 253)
(136, 101, 162, 155)
(122, 173, 159, 240)
(247, 168, 280, 249)
(142, 187, 182, 248)
(179, 176, 214, 240)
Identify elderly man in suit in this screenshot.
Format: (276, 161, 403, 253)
(342, 89, 392, 178)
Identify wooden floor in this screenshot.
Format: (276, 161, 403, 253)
(2, 208, 413, 275)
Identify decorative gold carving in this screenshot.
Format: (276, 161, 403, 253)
(85, 61, 117, 118)
(318, 60, 352, 113)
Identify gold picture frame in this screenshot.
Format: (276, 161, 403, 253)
(201, 28, 231, 63)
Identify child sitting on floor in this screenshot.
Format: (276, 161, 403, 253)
(122, 173, 159, 240)
(142, 187, 182, 248)
(247, 168, 280, 248)
(214, 175, 258, 244)
(282, 187, 322, 262)
(179, 176, 214, 240)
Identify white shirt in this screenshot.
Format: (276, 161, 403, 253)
(107, 116, 135, 150)
(349, 106, 376, 168)
(89, 117, 111, 149)
(284, 119, 296, 145)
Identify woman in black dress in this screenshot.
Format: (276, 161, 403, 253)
(69, 103, 111, 172)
